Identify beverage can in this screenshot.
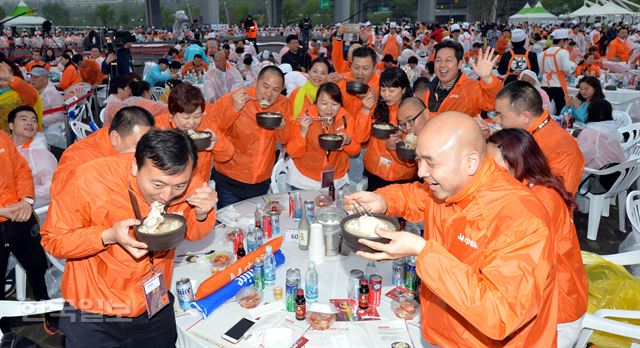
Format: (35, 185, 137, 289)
(304, 200, 315, 222)
(348, 269, 364, 302)
(392, 258, 406, 287)
(270, 212, 280, 236)
(368, 274, 382, 307)
(286, 268, 300, 312)
(262, 215, 272, 239)
(176, 278, 194, 311)
(253, 257, 264, 291)
(405, 257, 418, 292)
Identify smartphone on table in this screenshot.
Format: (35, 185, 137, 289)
(221, 317, 255, 344)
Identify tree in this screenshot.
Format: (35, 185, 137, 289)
(282, 0, 298, 24)
(94, 4, 115, 27)
(230, 3, 251, 25)
(40, 2, 70, 26)
(161, 6, 175, 28)
(119, 9, 131, 27)
(0, 7, 5, 20)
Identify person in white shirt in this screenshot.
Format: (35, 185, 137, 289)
(29, 67, 66, 149)
(203, 51, 245, 102)
(459, 23, 473, 53)
(539, 28, 575, 112)
(90, 47, 105, 66)
(569, 25, 587, 55)
(576, 99, 625, 169)
(8, 106, 58, 208)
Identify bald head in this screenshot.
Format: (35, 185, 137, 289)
(214, 50, 227, 71)
(416, 112, 487, 200)
(398, 97, 428, 133)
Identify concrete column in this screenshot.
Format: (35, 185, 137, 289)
(200, 0, 220, 25)
(145, 0, 162, 27)
(417, 0, 436, 23)
(269, 0, 283, 26)
(356, 0, 368, 23)
(333, 0, 350, 24)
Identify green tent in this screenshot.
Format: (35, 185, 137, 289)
(10, 0, 35, 17)
(516, 3, 533, 15)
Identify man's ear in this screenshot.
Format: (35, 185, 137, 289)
(109, 130, 120, 147)
(466, 151, 481, 176)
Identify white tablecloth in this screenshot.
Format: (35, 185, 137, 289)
(567, 86, 640, 120)
(170, 190, 434, 348)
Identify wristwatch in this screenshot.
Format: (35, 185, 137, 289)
(23, 197, 34, 206)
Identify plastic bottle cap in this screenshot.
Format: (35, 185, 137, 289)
(308, 260, 315, 268)
(266, 245, 272, 253)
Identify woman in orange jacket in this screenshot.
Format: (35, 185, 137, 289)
(488, 128, 588, 347)
(575, 52, 600, 77)
(57, 53, 82, 91)
(363, 67, 417, 191)
(155, 83, 233, 182)
(289, 58, 330, 120)
(287, 82, 364, 190)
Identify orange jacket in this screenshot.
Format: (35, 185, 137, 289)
(181, 61, 209, 76)
(41, 155, 216, 317)
(0, 131, 34, 223)
(50, 128, 116, 196)
(377, 158, 558, 347)
(331, 37, 350, 75)
(243, 20, 258, 39)
(155, 108, 234, 182)
(337, 72, 380, 143)
(59, 64, 83, 91)
(287, 105, 362, 181)
(528, 111, 585, 195)
(530, 184, 588, 323)
(382, 34, 401, 60)
(25, 59, 50, 72)
(79, 59, 104, 86)
(212, 86, 291, 184)
(424, 73, 502, 118)
(606, 38, 631, 62)
(576, 63, 600, 77)
(126, 97, 168, 117)
(363, 104, 417, 181)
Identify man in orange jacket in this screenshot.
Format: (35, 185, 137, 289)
(345, 112, 558, 347)
(424, 40, 502, 118)
(606, 27, 631, 63)
(50, 106, 154, 196)
(494, 81, 585, 195)
(211, 65, 291, 208)
(41, 130, 218, 347)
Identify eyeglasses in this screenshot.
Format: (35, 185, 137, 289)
(398, 108, 425, 131)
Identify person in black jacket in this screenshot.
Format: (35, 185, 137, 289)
(101, 31, 135, 80)
(280, 34, 311, 72)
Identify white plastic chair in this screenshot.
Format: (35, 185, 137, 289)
(579, 157, 640, 240)
(627, 191, 640, 233)
(619, 123, 640, 158)
(575, 250, 640, 348)
(625, 98, 640, 122)
(69, 104, 94, 140)
(99, 107, 106, 125)
(0, 298, 65, 340)
(95, 84, 108, 107)
(151, 86, 166, 101)
(613, 110, 633, 128)
(269, 156, 289, 194)
(63, 82, 92, 100)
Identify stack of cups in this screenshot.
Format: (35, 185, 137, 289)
(308, 223, 325, 265)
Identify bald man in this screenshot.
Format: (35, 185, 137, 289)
(494, 81, 585, 195)
(397, 97, 429, 135)
(345, 112, 558, 347)
(203, 51, 244, 102)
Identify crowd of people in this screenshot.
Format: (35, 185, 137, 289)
(1, 15, 639, 348)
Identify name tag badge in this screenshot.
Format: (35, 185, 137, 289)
(141, 270, 169, 318)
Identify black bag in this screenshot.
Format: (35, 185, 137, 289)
(578, 162, 621, 195)
(0, 332, 41, 348)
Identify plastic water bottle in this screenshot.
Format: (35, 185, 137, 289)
(305, 260, 318, 302)
(293, 192, 303, 220)
(246, 226, 259, 253)
(255, 203, 264, 228)
(365, 261, 377, 281)
(264, 245, 276, 286)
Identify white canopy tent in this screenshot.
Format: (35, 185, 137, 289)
(1, 15, 46, 28)
(597, 1, 634, 15)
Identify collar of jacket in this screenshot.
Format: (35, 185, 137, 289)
(526, 109, 550, 133)
(444, 156, 497, 208)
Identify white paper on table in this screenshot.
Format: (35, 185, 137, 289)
(248, 301, 286, 320)
(348, 319, 414, 347)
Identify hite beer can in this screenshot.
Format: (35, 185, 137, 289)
(368, 274, 382, 307)
(392, 258, 406, 287)
(262, 215, 273, 239)
(176, 278, 194, 311)
(348, 269, 364, 302)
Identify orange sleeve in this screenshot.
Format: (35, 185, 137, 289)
(286, 120, 307, 159)
(376, 181, 430, 222)
(11, 138, 35, 200)
(606, 40, 618, 60)
(474, 76, 503, 113)
(331, 37, 348, 74)
(275, 99, 293, 145)
(41, 171, 109, 259)
(183, 176, 217, 240)
(341, 111, 362, 156)
(211, 133, 234, 163)
(9, 77, 39, 108)
(181, 62, 192, 76)
(212, 94, 242, 131)
(353, 107, 373, 144)
(44, 62, 50, 72)
(415, 217, 554, 341)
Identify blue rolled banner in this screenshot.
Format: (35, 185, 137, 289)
(191, 250, 285, 318)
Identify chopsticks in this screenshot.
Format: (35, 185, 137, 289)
(352, 199, 372, 217)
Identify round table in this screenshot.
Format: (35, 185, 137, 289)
(567, 86, 640, 120)
(170, 190, 433, 348)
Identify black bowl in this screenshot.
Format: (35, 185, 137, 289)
(396, 141, 416, 161)
(256, 112, 283, 129)
(346, 81, 369, 95)
(134, 213, 186, 251)
(318, 134, 344, 151)
(605, 85, 618, 91)
(189, 131, 212, 151)
(371, 123, 397, 139)
(340, 213, 400, 253)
